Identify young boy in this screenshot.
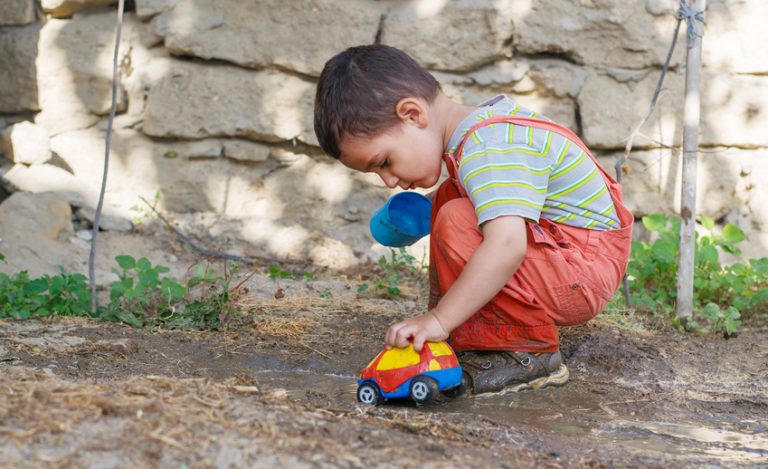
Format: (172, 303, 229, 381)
(314, 44, 633, 395)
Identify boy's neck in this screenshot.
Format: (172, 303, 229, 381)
(433, 93, 479, 150)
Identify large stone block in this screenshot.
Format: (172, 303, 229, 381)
(14, 127, 386, 268)
(0, 0, 36, 26)
(34, 10, 148, 135)
(380, 0, 514, 72)
(513, 0, 682, 69)
(41, 0, 116, 18)
(705, 0, 768, 74)
(436, 60, 579, 131)
(1, 121, 51, 165)
(0, 24, 39, 112)
(148, 0, 383, 76)
(579, 69, 768, 149)
(600, 147, 768, 261)
(142, 58, 315, 142)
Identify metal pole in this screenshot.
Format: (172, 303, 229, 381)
(676, 0, 706, 323)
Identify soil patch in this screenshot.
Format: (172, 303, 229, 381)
(1, 298, 766, 468)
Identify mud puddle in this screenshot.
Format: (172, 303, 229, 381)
(2, 309, 767, 467)
(228, 359, 768, 467)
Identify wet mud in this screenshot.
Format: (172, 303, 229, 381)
(0, 301, 766, 468)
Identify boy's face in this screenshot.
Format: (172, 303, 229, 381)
(338, 108, 444, 190)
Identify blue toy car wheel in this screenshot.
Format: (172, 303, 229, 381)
(409, 376, 439, 404)
(357, 381, 382, 405)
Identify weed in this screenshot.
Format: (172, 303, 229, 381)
(0, 268, 90, 319)
(629, 213, 767, 335)
(303, 271, 316, 282)
(359, 248, 425, 299)
(268, 264, 294, 280)
(129, 191, 161, 225)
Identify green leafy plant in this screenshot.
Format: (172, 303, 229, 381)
(359, 248, 425, 299)
(628, 213, 768, 335)
(268, 264, 294, 280)
(102, 255, 185, 327)
(0, 267, 90, 319)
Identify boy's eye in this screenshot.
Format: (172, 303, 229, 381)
(379, 158, 389, 168)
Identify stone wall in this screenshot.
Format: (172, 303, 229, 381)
(1, 0, 766, 274)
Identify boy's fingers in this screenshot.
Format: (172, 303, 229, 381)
(413, 333, 426, 352)
(394, 326, 413, 348)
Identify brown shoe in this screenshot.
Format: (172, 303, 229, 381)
(458, 350, 569, 395)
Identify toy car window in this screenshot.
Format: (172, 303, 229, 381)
(427, 341, 453, 357)
(376, 345, 421, 371)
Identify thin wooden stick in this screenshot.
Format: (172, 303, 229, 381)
(89, 0, 125, 314)
(676, 0, 706, 323)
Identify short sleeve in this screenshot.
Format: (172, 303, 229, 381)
(456, 127, 557, 225)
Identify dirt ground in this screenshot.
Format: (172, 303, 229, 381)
(0, 292, 766, 468)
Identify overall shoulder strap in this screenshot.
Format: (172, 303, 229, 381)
(451, 115, 617, 185)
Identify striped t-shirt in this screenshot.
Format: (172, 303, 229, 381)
(446, 95, 619, 231)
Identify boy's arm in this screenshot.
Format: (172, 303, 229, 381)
(385, 215, 527, 351)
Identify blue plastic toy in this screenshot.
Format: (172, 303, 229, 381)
(369, 192, 431, 247)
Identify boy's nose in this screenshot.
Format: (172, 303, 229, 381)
(381, 174, 399, 189)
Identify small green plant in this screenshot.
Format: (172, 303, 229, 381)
(0, 267, 90, 319)
(103, 255, 186, 327)
(0, 253, 244, 331)
(268, 264, 294, 280)
(302, 271, 316, 282)
(359, 248, 425, 299)
(628, 213, 767, 334)
(320, 289, 333, 299)
(129, 191, 161, 225)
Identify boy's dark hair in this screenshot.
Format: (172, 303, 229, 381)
(314, 44, 441, 158)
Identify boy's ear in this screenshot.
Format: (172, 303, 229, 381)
(395, 98, 429, 129)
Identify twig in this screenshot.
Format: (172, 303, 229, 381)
(139, 196, 258, 265)
(615, 8, 685, 183)
(614, 5, 688, 310)
(298, 341, 331, 359)
(89, 0, 125, 314)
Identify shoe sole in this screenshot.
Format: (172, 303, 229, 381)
(476, 365, 570, 397)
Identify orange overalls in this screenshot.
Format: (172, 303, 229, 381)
(429, 116, 634, 353)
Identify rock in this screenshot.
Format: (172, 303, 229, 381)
(514, 0, 683, 69)
(0, 0, 36, 26)
(35, 11, 134, 135)
(381, 0, 514, 72)
(0, 23, 40, 113)
(704, 1, 768, 74)
(579, 69, 768, 149)
(148, 0, 383, 76)
(41, 0, 116, 18)
(76, 206, 134, 232)
(93, 338, 139, 354)
(645, 0, 675, 16)
(223, 140, 271, 163)
(1, 121, 51, 165)
(173, 139, 223, 159)
(1, 163, 82, 205)
(599, 147, 768, 263)
(134, 0, 175, 20)
(0, 191, 73, 241)
(142, 58, 315, 142)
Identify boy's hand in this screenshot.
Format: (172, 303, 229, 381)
(385, 310, 448, 352)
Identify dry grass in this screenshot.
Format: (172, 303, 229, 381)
(0, 365, 537, 468)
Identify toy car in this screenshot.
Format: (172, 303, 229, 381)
(357, 341, 465, 405)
